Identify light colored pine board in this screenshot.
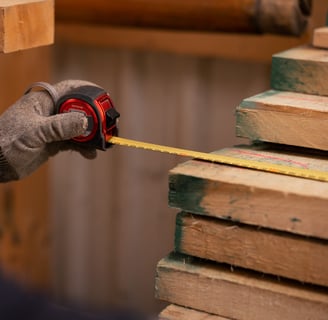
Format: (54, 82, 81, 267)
(155, 253, 328, 320)
(313, 27, 328, 49)
(175, 212, 328, 286)
(0, 0, 54, 53)
(169, 145, 328, 239)
(271, 44, 328, 96)
(236, 89, 328, 150)
(159, 304, 230, 320)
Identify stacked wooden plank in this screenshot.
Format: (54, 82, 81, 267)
(0, 0, 54, 53)
(155, 29, 328, 320)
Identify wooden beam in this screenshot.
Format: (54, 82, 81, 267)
(54, 0, 327, 62)
(55, 23, 312, 63)
(175, 212, 328, 287)
(169, 145, 328, 240)
(236, 90, 328, 150)
(313, 27, 328, 48)
(0, 0, 54, 53)
(271, 45, 328, 96)
(155, 253, 328, 320)
(55, 0, 311, 36)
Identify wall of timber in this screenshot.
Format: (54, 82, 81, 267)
(0, 0, 326, 317)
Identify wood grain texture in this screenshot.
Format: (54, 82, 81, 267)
(271, 45, 328, 96)
(175, 212, 328, 286)
(169, 144, 328, 239)
(155, 253, 328, 320)
(159, 304, 230, 320)
(236, 89, 328, 150)
(0, 0, 54, 53)
(55, 0, 310, 35)
(313, 27, 328, 48)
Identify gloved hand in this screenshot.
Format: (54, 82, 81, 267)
(0, 79, 98, 182)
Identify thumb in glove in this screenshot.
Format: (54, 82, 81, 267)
(0, 80, 99, 182)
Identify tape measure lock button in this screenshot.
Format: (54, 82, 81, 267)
(106, 108, 120, 129)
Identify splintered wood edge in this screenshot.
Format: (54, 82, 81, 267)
(155, 253, 328, 320)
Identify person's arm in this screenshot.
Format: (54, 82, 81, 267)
(0, 80, 151, 319)
(0, 79, 97, 182)
(0, 272, 146, 320)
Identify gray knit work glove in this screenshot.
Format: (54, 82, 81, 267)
(0, 80, 98, 182)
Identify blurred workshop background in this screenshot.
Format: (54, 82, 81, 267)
(0, 0, 327, 317)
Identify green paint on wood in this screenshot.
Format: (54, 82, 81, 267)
(271, 48, 328, 96)
(271, 57, 306, 91)
(239, 90, 278, 109)
(163, 251, 200, 270)
(175, 212, 188, 253)
(169, 174, 207, 215)
(235, 111, 261, 141)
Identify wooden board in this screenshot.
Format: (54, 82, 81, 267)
(159, 304, 230, 320)
(155, 253, 328, 320)
(313, 27, 328, 49)
(236, 89, 328, 150)
(169, 145, 328, 239)
(271, 45, 328, 96)
(55, 23, 312, 63)
(0, 0, 54, 53)
(175, 212, 328, 286)
(55, 1, 328, 63)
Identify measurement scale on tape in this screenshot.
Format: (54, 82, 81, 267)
(109, 136, 328, 183)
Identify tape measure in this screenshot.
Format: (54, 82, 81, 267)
(55, 84, 328, 182)
(56, 85, 120, 150)
(108, 136, 328, 183)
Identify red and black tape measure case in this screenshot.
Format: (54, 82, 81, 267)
(56, 85, 120, 150)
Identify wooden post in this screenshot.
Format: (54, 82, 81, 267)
(0, 0, 54, 53)
(313, 27, 328, 48)
(0, 47, 52, 291)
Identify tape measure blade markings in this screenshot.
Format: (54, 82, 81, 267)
(108, 136, 328, 182)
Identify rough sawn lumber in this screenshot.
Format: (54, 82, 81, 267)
(0, 0, 54, 53)
(155, 253, 328, 320)
(236, 89, 328, 150)
(169, 145, 328, 239)
(175, 212, 328, 286)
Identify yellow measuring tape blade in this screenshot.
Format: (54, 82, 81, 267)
(108, 136, 328, 182)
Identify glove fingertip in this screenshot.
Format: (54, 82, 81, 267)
(56, 112, 88, 140)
